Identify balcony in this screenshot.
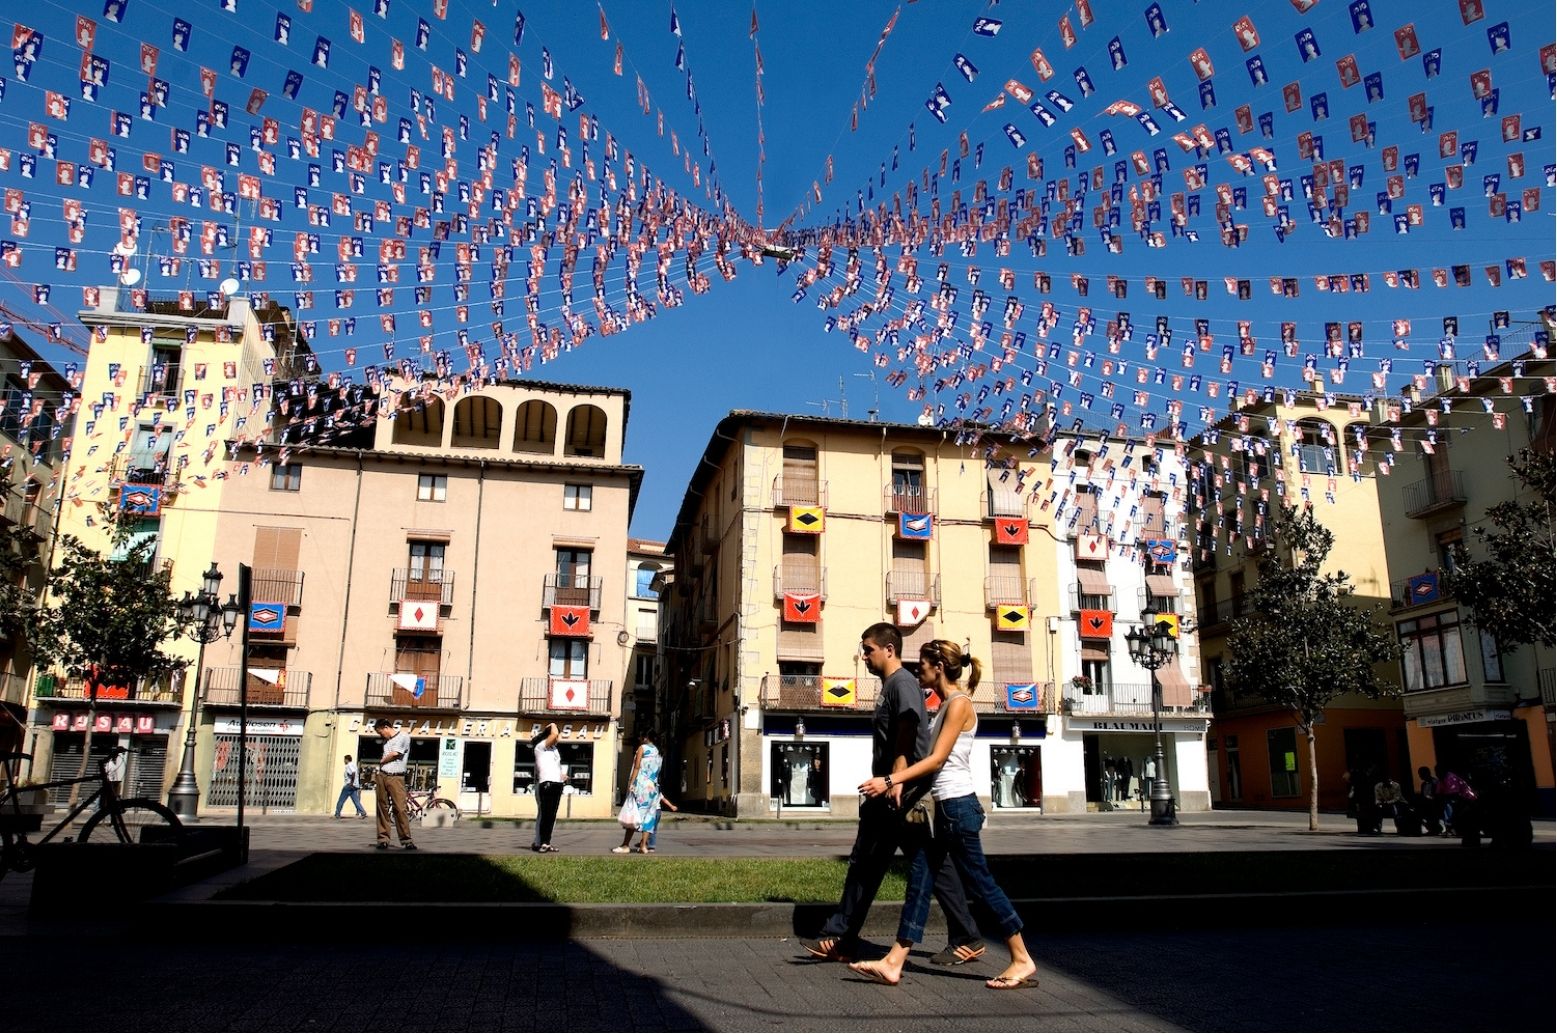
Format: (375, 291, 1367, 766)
(984, 487, 1030, 518)
(517, 677, 614, 716)
(975, 680, 1056, 715)
(138, 365, 182, 400)
(1390, 571, 1454, 612)
(886, 570, 940, 607)
(34, 674, 179, 705)
(772, 564, 827, 600)
(759, 673, 882, 712)
(772, 475, 828, 508)
(250, 568, 306, 608)
(391, 568, 455, 606)
(1403, 469, 1466, 518)
(883, 485, 936, 514)
(202, 666, 312, 708)
(1062, 681, 1210, 717)
(1195, 596, 1249, 630)
(984, 575, 1033, 610)
(108, 456, 174, 487)
(542, 572, 602, 610)
(364, 672, 463, 709)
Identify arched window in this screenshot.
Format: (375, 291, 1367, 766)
(391, 394, 444, 447)
(565, 404, 608, 457)
(451, 395, 502, 449)
(634, 562, 661, 600)
(513, 399, 557, 454)
(1294, 419, 1335, 474)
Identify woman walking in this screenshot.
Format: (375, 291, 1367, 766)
(613, 731, 663, 854)
(849, 640, 1037, 990)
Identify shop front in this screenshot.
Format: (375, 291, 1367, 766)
(1413, 708, 1540, 806)
(1062, 715, 1211, 812)
(30, 705, 179, 804)
(207, 716, 305, 812)
(343, 712, 619, 819)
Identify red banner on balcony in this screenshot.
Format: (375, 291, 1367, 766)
(993, 518, 1029, 545)
(783, 592, 821, 623)
(1078, 609, 1114, 639)
(548, 605, 591, 637)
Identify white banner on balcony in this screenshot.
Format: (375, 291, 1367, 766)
(549, 678, 590, 710)
(398, 599, 440, 632)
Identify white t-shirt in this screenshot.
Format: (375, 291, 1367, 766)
(535, 744, 564, 784)
(343, 761, 359, 788)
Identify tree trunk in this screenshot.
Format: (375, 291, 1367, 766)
(1306, 723, 1320, 832)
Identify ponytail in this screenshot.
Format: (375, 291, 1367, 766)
(921, 639, 983, 694)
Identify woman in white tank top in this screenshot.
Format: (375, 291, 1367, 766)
(850, 639, 1038, 991)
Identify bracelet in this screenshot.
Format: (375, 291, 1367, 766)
(883, 774, 893, 789)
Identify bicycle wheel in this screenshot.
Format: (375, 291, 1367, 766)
(78, 799, 183, 845)
(427, 798, 461, 820)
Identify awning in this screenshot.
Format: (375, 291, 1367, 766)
(1080, 644, 1110, 663)
(1075, 566, 1112, 595)
(1157, 664, 1193, 708)
(1145, 574, 1177, 597)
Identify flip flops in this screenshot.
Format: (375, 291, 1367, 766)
(986, 974, 1039, 990)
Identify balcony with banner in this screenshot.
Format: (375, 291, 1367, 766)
(390, 567, 456, 606)
(886, 570, 940, 608)
(759, 673, 882, 713)
(984, 575, 1034, 610)
(33, 672, 180, 707)
(975, 681, 1055, 716)
(772, 474, 828, 509)
(882, 484, 937, 515)
(202, 666, 312, 709)
(364, 672, 463, 710)
(517, 677, 614, 716)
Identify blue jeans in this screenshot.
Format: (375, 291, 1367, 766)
(334, 785, 365, 817)
(898, 794, 1022, 945)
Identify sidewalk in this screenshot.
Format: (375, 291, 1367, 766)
(4, 809, 1550, 942)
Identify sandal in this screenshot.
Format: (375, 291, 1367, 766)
(611, 846, 631, 854)
(986, 973, 1039, 990)
(541, 845, 561, 853)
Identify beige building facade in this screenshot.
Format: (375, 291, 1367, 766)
(661, 411, 1210, 818)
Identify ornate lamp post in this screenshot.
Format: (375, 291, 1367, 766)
(166, 562, 242, 821)
(1125, 606, 1179, 827)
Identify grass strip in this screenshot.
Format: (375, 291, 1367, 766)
(218, 854, 910, 904)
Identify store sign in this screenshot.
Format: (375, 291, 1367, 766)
(1067, 717, 1208, 733)
(1417, 709, 1512, 729)
(51, 712, 158, 733)
(346, 715, 610, 740)
(438, 737, 462, 780)
(213, 717, 304, 736)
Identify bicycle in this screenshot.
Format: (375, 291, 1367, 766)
(404, 783, 460, 821)
(0, 747, 183, 881)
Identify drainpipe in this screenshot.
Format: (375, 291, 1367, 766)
(332, 450, 365, 713)
(466, 459, 486, 705)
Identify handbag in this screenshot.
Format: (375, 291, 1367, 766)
(617, 798, 642, 829)
(901, 790, 936, 832)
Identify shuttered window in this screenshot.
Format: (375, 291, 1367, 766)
(252, 527, 303, 605)
(989, 632, 1031, 687)
(1139, 493, 1167, 537)
(781, 536, 821, 594)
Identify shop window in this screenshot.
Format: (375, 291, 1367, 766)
(512, 742, 595, 795)
(1224, 734, 1243, 801)
(770, 742, 829, 807)
(358, 734, 440, 791)
(461, 741, 491, 795)
(1267, 727, 1300, 797)
(990, 746, 1042, 809)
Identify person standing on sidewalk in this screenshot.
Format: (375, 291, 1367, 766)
(849, 640, 1037, 990)
(799, 623, 986, 967)
(530, 723, 565, 852)
(334, 754, 367, 819)
(372, 719, 416, 851)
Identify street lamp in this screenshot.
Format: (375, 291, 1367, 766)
(166, 562, 242, 821)
(1125, 606, 1179, 827)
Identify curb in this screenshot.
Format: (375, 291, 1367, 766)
(134, 883, 1553, 943)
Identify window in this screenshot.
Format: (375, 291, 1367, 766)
(1295, 420, 1334, 474)
(1081, 653, 1111, 693)
(890, 449, 926, 511)
(1228, 572, 1245, 618)
(990, 747, 1041, 809)
(1399, 611, 1468, 691)
(563, 483, 592, 511)
(1435, 529, 1463, 574)
(1267, 728, 1300, 797)
(269, 463, 302, 491)
(1224, 734, 1243, 800)
(1479, 628, 1504, 683)
(770, 742, 829, 807)
(406, 541, 447, 600)
(781, 442, 820, 505)
(416, 474, 447, 501)
(553, 548, 593, 606)
(633, 562, 660, 599)
(633, 653, 655, 689)
(549, 638, 589, 678)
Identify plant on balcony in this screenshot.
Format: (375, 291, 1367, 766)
(1442, 448, 1556, 651)
(1226, 504, 1401, 833)
(1069, 675, 1094, 694)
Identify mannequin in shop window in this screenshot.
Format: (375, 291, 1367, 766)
(996, 752, 1022, 808)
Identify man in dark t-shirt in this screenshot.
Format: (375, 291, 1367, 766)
(800, 623, 985, 964)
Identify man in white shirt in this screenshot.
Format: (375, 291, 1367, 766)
(334, 754, 366, 819)
(372, 719, 416, 850)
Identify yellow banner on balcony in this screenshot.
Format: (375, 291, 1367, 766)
(1154, 613, 1180, 639)
(820, 678, 856, 707)
(995, 605, 1031, 631)
(788, 506, 825, 534)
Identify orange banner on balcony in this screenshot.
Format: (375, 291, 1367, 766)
(820, 678, 856, 707)
(1078, 609, 1113, 639)
(993, 518, 1029, 545)
(783, 592, 821, 623)
(548, 605, 591, 637)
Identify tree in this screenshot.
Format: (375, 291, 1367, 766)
(28, 519, 186, 798)
(1226, 504, 1401, 831)
(1442, 448, 1556, 651)
(0, 522, 32, 644)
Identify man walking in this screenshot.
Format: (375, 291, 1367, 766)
(372, 718, 416, 850)
(799, 623, 985, 966)
(334, 753, 367, 818)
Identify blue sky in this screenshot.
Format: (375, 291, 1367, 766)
(0, 1, 1552, 539)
